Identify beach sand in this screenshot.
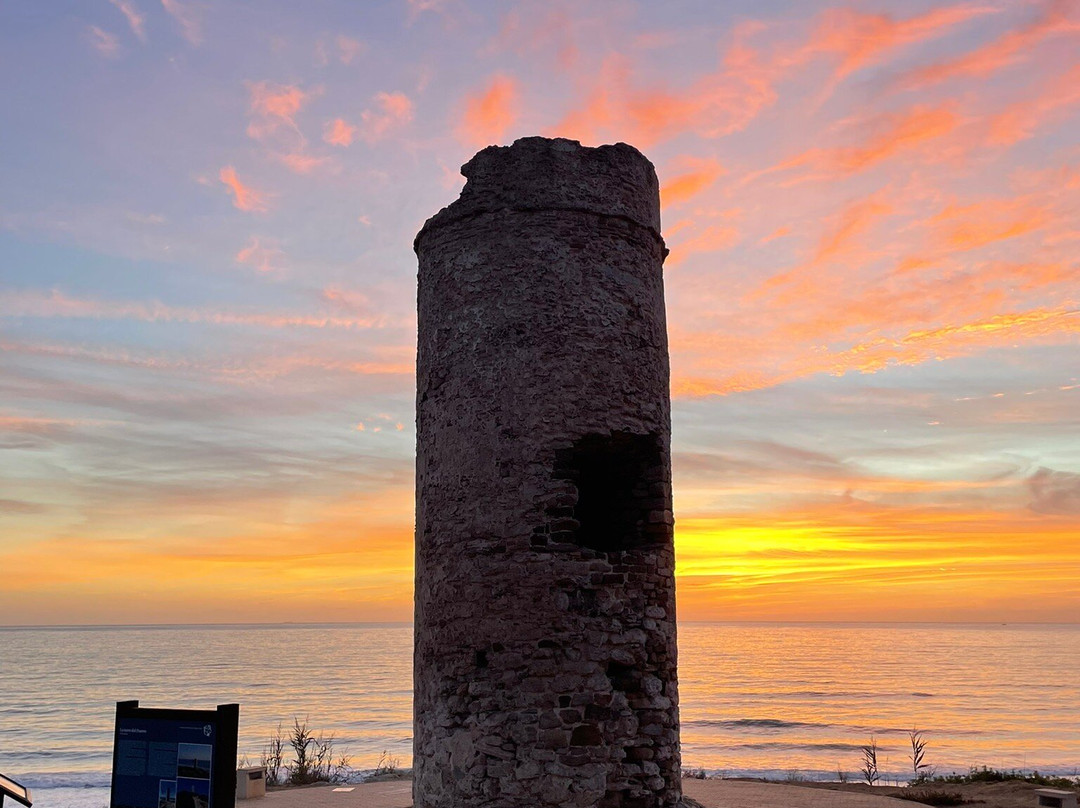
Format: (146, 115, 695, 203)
(262, 778, 926, 808)
(262, 776, 1078, 808)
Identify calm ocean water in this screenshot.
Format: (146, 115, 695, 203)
(2, 622, 1078, 807)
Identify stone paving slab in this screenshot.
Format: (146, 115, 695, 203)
(259, 779, 928, 808)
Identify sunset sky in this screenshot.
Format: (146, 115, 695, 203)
(1, 0, 1078, 625)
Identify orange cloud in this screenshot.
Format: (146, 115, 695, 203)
(161, 0, 202, 46)
(809, 4, 998, 84)
(323, 118, 356, 147)
(830, 106, 959, 173)
(109, 0, 146, 41)
(672, 306, 1080, 398)
(219, 166, 268, 212)
(930, 199, 1051, 251)
(235, 236, 284, 273)
(667, 224, 739, 266)
(660, 158, 725, 207)
(751, 193, 893, 300)
(752, 105, 959, 184)
(898, 0, 1080, 90)
(815, 199, 892, 265)
(360, 92, 414, 143)
(548, 55, 627, 145)
(986, 62, 1080, 146)
(623, 38, 781, 146)
(552, 7, 987, 149)
(458, 75, 519, 147)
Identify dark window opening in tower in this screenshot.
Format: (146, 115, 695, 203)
(552, 430, 666, 553)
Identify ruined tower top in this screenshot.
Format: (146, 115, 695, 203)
(415, 137, 664, 249)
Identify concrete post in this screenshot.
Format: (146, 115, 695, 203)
(413, 136, 680, 808)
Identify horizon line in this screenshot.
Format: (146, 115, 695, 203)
(3, 619, 1078, 630)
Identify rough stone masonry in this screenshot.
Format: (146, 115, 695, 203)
(413, 136, 680, 808)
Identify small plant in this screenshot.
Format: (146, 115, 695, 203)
(261, 717, 352, 786)
(261, 723, 285, 786)
(836, 766, 848, 783)
(681, 768, 708, 779)
(785, 769, 806, 782)
(909, 727, 932, 780)
(374, 750, 400, 776)
(860, 736, 880, 785)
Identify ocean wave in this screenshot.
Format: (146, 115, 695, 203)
(685, 719, 832, 730)
(728, 742, 868, 752)
(13, 772, 112, 789)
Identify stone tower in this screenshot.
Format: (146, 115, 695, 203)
(413, 137, 679, 808)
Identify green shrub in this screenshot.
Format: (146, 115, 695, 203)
(898, 790, 965, 806)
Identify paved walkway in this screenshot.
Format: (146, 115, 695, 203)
(261, 779, 926, 808)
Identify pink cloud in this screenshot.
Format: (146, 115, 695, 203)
(667, 224, 740, 266)
(897, 0, 1080, 90)
(337, 35, 365, 64)
(235, 236, 284, 273)
(360, 92, 415, 143)
(247, 82, 310, 143)
(489, 6, 578, 71)
(160, 0, 202, 46)
(109, 0, 146, 41)
(276, 152, 331, 174)
(807, 4, 998, 91)
(986, 63, 1080, 146)
(87, 26, 120, 58)
(219, 166, 268, 212)
(458, 75, 518, 147)
(0, 289, 394, 330)
(323, 118, 356, 147)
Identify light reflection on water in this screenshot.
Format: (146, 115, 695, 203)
(2, 622, 1077, 791)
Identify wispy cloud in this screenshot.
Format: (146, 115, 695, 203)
(929, 198, 1051, 251)
(87, 26, 121, 58)
(897, 0, 1080, 90)
(986, 62, 1080, 146)
(0, 289, 396, 330)
(336, 35, 365, 64)
(219, 166, 268, 212)
(246, 82, 311, 144)
(276, 152, 332, 174)
(109, 0, 147, 42)
(234, 236, 284, 273)
(360, 91, 414, 143)
(160, 0, 202, 46)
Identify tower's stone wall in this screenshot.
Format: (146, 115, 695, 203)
(413, 136, 680, 808)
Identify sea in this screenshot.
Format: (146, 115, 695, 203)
(2, 622, 1078, 807)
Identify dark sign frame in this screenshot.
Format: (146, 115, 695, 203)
(110, 701, 238, 808)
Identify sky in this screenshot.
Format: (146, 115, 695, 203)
(1, 0, 1078, 626)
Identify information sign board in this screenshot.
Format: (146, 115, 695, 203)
(110, 701, 238, 808)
